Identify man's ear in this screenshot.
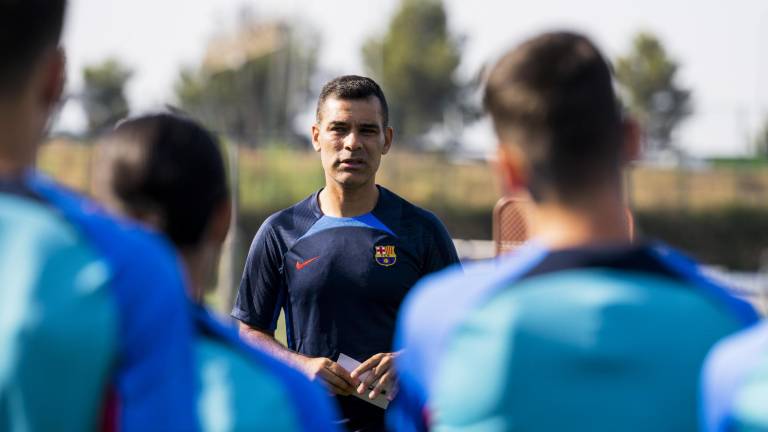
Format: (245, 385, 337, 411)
(382, 126, 393, 155)
(311, 123, 321, 152)
(209, 198, 232, 246)
(496, 143, 528, 195)
(40, 47, 65, 112)
(621, 116, 641, 165)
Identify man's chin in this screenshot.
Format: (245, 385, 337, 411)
(333, 173, 373, 189)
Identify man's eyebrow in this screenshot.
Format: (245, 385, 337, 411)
(359, 123, 380, 129)
(327, 121, 349, 128)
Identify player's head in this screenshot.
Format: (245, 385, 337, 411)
(91, 113, 230, 300)
(0, 0, 67, 171)
(312, 75, 393, 190)
(484, 32, 639, 206)
(316, 75, 389, 127)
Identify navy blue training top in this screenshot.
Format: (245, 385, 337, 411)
(232, 185, 459, 429)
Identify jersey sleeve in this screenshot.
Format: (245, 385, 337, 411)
(387, 290, 432, 432)
(111, 232, 199, 431)
(421, 211, 461, 275)
(22, 175, 200, 430)
(700, 322, 768, 432)
(231, 220, 285, 331)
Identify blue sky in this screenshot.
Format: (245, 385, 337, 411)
(58, 0, 768, 157)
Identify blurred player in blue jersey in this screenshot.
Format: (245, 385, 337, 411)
(0, 1, 200, 430)
(388, 31, 758, 432)
(701, 317, 768, 430)
(90, 112, 341, 431)
(232, 75, 460, 431)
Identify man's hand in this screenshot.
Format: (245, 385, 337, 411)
(298, 357, 358, 396)
(350, 351, 401, 400)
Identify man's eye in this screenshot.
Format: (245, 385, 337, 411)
(361, 129, 377, 135)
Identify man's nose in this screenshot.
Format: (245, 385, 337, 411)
(343, 132, 363, 151)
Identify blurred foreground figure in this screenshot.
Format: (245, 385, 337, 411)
(702, 318, 768, 430)
(0, 1, 199, 430)
(388, 32, 758, 432)
(91, 113, 340, 431)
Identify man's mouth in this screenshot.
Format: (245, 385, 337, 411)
(338, 158, 366, 169)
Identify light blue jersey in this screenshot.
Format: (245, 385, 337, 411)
(0, 173, 198, 431)
(194, 306, 341, 432)
(702, 322, 768, 432)
(390, 242, 757, 432)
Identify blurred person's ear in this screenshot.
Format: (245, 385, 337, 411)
(37, 47, 65, 115)
(621, 117, 641, 165)
(496, 142, 527, 196)
(209, 198, 232, 247)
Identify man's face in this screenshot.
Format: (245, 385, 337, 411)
(312, 96, 393, 190)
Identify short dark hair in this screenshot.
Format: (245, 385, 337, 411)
(316, 75, 389, 126)
(95, 113, 228, 248)
(484, 32, 623, 203)
(0, 0, 67, 94)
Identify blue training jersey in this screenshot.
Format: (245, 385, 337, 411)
(0, 173, 198, 431)
(232, 185, 459, 430)
(194, 305, 341, 432)
(389, 241, 758, 432)
(702, 321, 768, 432)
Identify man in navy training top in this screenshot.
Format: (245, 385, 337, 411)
(388, 32, 758, 432)
(0, 1, 198, 430)
(232, 75, 460, 431)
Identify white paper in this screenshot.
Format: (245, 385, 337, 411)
(337, 353, 390, 409)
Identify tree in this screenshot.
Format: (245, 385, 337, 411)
(615, 32, 692, 154)
(82, 59, 132, 135)
(754, 117, 768, 157)
(175, 19, 318, 147)
(362, 0, 462, 147)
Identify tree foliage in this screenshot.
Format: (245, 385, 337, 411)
(362, 0, 462, 147)
(754, 117, 768, 157)
(82, 59, 132, 135)
(616, 32, 692, 153)
(175, 20, 317, 147)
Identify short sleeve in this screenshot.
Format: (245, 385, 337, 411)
(231, 220, 286, 330)
(422, 212, 461, 275)
(112, 234, 199, 431)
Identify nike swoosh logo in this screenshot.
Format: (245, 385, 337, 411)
(295, 256, 321, 270)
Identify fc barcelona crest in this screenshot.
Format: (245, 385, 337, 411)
(374, 245, 397, 267)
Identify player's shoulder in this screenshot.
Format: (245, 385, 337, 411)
(0, 191, 106, 287)
(701, 321, 768, 431)
(399, 244, 548, 349)
(0, 191, 77, 243)
(645, 242, 758, 326)
(258, 192, 321, 238)
(25, 173, 181, 281)
(377, 186, 449, 236)
(194, 309, 339, 431)
(705, 321, 768, 380)
(380, 186, 435, 220)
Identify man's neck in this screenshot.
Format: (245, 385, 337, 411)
(0, 106, 36, 177)
(0, 157, 29, 178)
(319, 180, 379, 217)
(180, 246, 216, 303)
(529, 190, 631, 250)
